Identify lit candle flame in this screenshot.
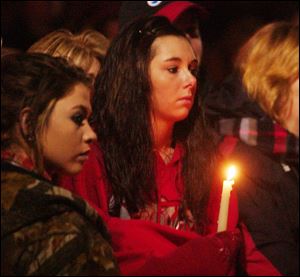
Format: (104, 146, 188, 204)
(226, 165, 237, 181)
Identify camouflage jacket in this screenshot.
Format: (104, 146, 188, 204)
(1, 161, 120, 276)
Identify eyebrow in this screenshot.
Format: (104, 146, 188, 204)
(164, 57, 181, 62)
(163, 57, 198, 64)
(72, 105, 92, 116)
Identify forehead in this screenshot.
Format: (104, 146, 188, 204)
(151, 35, 196, 61)
(59, 83, 92, 108)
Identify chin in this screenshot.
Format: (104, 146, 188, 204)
(63, 163, 83, 176)
(174, 112, 190, 122)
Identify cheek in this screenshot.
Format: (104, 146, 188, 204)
(292, 93, 299, 125)
(291, 100, 299, 137)
(41, 124, 81, 173)
(151, 87, 173, 111)
(152, 73, 169, 90)
(290, 81, 299, 121)
(151, 76, 170, 100)
(152, 74, 180, 96)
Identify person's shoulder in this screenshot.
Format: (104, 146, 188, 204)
(219, 136, 285, 185)
(2, 204, 119, 275)
(1, 162, 109, 236)
(1, 164, 119, 275)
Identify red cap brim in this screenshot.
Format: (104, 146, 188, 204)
(154, 1, 208, 23)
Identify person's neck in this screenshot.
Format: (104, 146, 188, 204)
(152, 118, 173, 150)
(152, 117, 175, 164)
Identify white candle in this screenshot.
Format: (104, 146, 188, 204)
(217, 166, 236, 232)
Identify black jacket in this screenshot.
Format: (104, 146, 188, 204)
(222, 138, 299, 275)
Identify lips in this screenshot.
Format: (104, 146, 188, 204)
(177, 96, 193, 105)
(178, 96, 193, 101)
(76, 150, 90, 162)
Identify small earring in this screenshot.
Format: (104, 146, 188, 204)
(26, 135, 34, 142)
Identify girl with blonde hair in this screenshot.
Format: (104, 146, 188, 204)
(28, 29, 109, 84)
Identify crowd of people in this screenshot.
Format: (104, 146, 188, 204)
(1, 1, 299, 276)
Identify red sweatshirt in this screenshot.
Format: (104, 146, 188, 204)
(59, 142, 280, 276)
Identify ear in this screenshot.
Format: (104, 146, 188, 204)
(19, 107, 33, 140)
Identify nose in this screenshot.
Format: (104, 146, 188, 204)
(83, 122, 97, 144)
(183, 69, 197, 90)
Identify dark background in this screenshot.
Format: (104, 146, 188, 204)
(2, 1, 298, 84)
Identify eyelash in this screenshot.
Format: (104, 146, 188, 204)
(72, 113, 85, 126)
(167, 66, 198, 76)
(168, 67, 178, 74)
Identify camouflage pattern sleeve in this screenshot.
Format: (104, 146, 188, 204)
(2, 211, 119, 276)
(1, 166, 120, 276)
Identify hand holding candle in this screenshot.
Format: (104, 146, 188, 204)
(217, 165, 237, 232)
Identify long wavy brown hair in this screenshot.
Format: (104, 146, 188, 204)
(93, 16, 218, 233)
(1, 53, 92, 175)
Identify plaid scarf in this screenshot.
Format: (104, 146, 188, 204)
(218, 116, 299, 164)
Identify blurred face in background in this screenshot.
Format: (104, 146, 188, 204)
(86, 57, 100, 85)
(174, 9, 203, 63)
(285, 77, 299, 137)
